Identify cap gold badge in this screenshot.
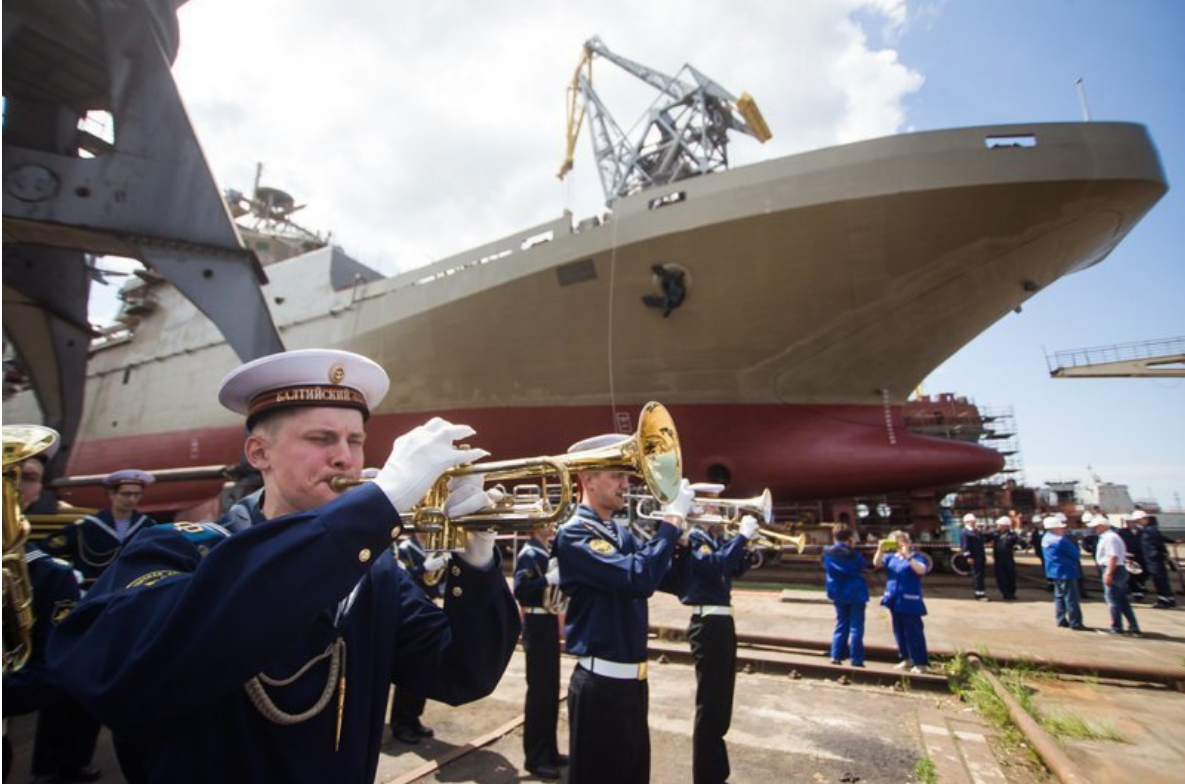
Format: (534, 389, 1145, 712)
(589, 539, 615, 556)
(698, 544, 712, 555)
(328, 363, 346, 385)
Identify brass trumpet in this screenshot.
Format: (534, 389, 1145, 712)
(332, 402, 682, 566)
(3, 425, 60, 673)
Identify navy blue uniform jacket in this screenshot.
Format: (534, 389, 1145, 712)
(556, 504, 682, 663)
(47, 483, 520, 784)
(679, 526, 749, 606)
(514, 538, 552, 608)
(42, 507, 159, 584)
(3, 547, 80, 716)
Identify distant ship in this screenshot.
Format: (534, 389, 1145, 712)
(5, 117, 1165, 514)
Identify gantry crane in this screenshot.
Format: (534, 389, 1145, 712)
(558, 36, 772, 206)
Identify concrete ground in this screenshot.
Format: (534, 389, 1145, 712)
(6, 565, 1183, 783)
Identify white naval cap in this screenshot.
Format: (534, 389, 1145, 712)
(690, 482, 726, 496)
(218, 348, 389, 427)
(1089, 514, 1113, 527)
(995, 516, 1012, 527)
(962, 513, 978, 524)
(103, 469, 155, 487)
(1042, 516, 1066, 530)
(567, 433, 630, 454)
(1127, 510, 1147, 522)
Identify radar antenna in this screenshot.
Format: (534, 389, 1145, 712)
(558, 36, 772, 206)
(223, 163, 325, 247)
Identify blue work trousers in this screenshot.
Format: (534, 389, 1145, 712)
(830, 603, 866, 665)
(890, 612, 928, 666)
(1052, 578, 1083, 628)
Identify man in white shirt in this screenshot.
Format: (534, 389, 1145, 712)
(1091, 515, 1142, 637)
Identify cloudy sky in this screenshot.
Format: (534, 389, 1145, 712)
(100, 0, 1184, 506)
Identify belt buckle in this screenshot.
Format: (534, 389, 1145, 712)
(638, 661, 648, 681)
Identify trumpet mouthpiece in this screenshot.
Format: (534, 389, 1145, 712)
(329, 475, 365, 492)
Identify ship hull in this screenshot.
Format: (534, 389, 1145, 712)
(58, 402, 1002, 512)
(10, 121, 1165, 512)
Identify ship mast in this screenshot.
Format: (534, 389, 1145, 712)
(558, 36, 773, 206)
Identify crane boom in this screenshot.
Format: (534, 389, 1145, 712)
(558, 36, 772, 205)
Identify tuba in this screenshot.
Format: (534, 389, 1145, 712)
(3, 425, 60, 673)
(336, 402, 681, 575)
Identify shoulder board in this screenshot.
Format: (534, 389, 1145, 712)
(167, 521, 231, 551)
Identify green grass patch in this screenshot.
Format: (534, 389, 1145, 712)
(913, 756, 937, 784)
(945, 652, 1127, 748)
(1040, 710, 1125, 742)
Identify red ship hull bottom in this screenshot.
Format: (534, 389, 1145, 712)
(62, 403, 1003, 514)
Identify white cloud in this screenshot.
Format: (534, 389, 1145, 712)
(170, 0, 922, 276)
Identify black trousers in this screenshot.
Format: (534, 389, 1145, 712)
(993, 557, 1017, 599)
(31, 695, 99, 775)
(970, 560, 986, 595)
(389, 686, 427, 730)
(522, 613, 561, 768)
(568, 664, 649, 784)
(688, 613, 737, 784)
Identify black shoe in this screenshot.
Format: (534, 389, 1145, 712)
(553, 754, 569, 767)
(829, 658, 842, 665)
(1070, 625, 1091, 631)
(63, 767, 102, 783)
(31, 776, 63, 784)
(527, 764, 562, 780)
(413, 722, 434, 738)
(393, 726, 421, 744)
(851, 662, 866, 668)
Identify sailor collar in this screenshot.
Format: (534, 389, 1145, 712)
(575, 504, 620, 547)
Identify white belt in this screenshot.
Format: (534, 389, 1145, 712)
(577, 656, 648, 680)
(522, 607, 552, 615)
(692, 605, 732, 617)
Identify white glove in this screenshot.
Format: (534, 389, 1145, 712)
(422, 553, 451, 572)
(545, 557, 561, 586)
(739, 514, 760, 540)
(659, 478, 694, 520)
(376, 418, 489, 513)
(442, 474, 498, 518)
(460, 530, 497, 569)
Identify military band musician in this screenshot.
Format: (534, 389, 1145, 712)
(46, 348, 521, 784)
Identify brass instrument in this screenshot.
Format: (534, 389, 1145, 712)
(3, 425, 60, 673)
(747, 528, 808, 555)
(334, 402, 682, 573)
(542, 583, 569, 615)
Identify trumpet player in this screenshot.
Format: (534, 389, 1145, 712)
(512, 521, 567, 780)
(389, 527, 450, 745)
(554, 434, 694, 784)
(47, 348, 521, 784)
(677, 484, 755, 784)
